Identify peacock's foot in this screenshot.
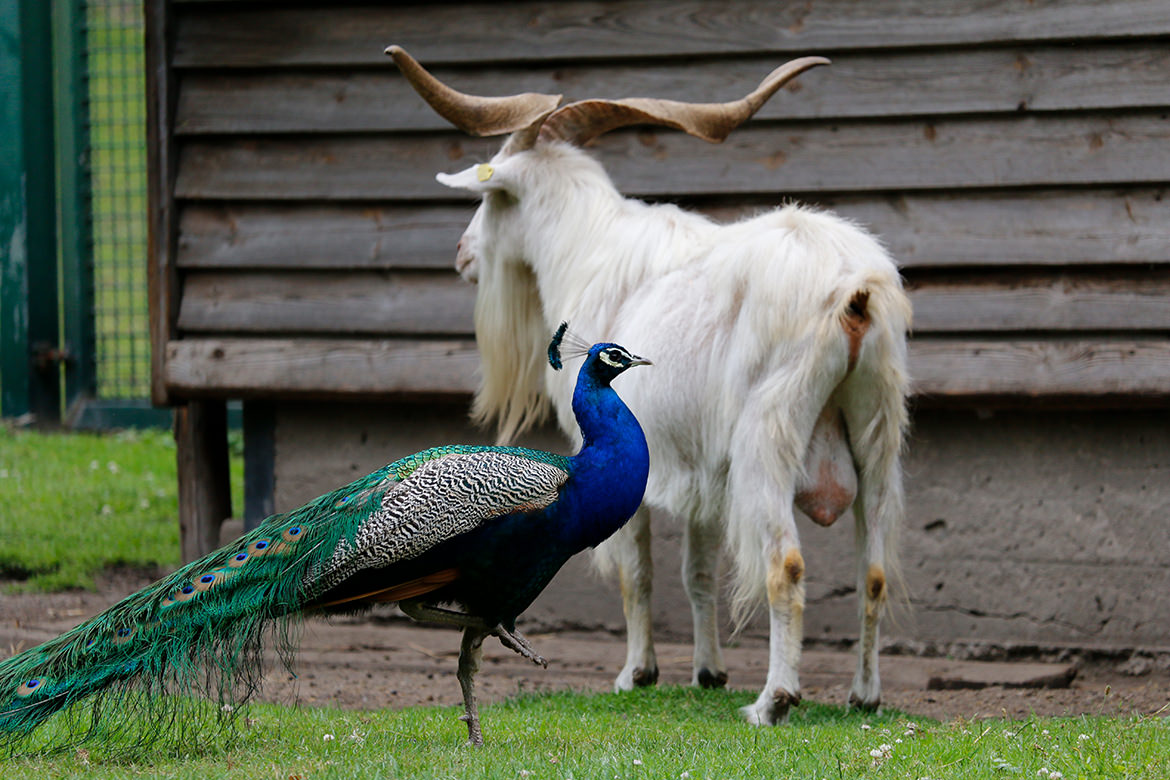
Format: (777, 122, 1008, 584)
(492, 625, 548, 668)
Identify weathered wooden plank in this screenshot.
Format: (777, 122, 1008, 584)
(174, 113, 1170, 200)
(177, 271, 475, 335)
(176, 44, 1170, 134)
(146, 0, 179, 406)
(908, 272, 1170, 333)
(176, 269, 1170, 336)
(164, 336, 1170, 398)
(177, 190, 1170, 271)
(824, 189, 1170, 268)
(909, 339, 1170, 396)
(172, 1, 1170, 68)
(164, 338, 480, 398)
(178, 204, 469, 269)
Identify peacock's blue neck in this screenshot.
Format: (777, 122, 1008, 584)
(563, 368, 649, 550)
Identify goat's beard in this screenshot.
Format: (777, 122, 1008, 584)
(471, 258, 551, 444)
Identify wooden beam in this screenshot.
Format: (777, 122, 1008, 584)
(171, 0, 1170, 67)
(146, 0, 179, 407)
(164, 338, 479, 398)
(174, 113, 1170, 201)
(907, 271, 1170, 333)
(176, 271, 474, 335)
(163, 336, 1170, 400)
(175, 44, 1170, 134)
(175, 189, 1170, 272)
(174, 399, 232, 561)
(177, 203, 469, 270)
(172, 268, 1170, 337)
(909, 339, 1170, 397)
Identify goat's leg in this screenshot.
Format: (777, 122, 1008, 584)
(683, 515, 727, 688)
(837, 358, 907, 712)
(457, 627, 488, 747)
(846, 458, 902, 711)
(609, 506, 658, 690)
(741, 526, 805, 726)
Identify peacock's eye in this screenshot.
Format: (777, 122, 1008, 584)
(609, 350, 625, 363)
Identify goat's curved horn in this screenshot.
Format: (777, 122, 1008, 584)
(539, 56, 829, 146)
(387, 45, 562, 137)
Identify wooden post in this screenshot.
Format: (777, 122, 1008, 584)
(243, 400, 275, 532)
(175, 399, 232, 561)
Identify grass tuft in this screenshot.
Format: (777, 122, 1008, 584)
(0, 425, 242, 591)
(2, 687, 1167, 779)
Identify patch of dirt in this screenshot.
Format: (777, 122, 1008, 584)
(3, 574, 1167, 723)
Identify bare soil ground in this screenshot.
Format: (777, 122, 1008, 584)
(3, 573, 1167, 723)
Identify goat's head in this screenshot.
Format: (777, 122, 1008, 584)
(388, 46, 828, 283)
(389, 46, 826, 441)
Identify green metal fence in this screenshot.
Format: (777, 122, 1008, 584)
(87, 0, 149, 402)
(1, 0, 154, 426)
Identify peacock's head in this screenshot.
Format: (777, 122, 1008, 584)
(548, 322, 650, 385)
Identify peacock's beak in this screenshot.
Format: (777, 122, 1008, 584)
(628, 355, 653, 367)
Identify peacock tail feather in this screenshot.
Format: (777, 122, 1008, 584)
(0, 443, 566, 754)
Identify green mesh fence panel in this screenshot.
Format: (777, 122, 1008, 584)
(86, 0, 149, 399)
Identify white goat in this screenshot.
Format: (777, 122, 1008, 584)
(390, 46, 911, 724)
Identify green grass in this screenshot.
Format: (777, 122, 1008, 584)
(0, 425, 242, 590)
(2, 688, 1167, 779)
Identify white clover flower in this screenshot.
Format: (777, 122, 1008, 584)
(1078, 733, 1090, 741)
(1050, 772, 1063, 779)
(861, 724, 872, 731)
(1036, 770, 1050, 777)
(220, 703, 234, 713)
(107, 461, 119, 473)
(322, 733, 335, 742)
(632, 759, 642, 766)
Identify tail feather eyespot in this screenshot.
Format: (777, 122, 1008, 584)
(16, 678, 45, 698)
(175, 584, 197, 602)
(248, 539, 272, 556)
(112, 626, 136, 645)
(281, 526, 304, 543)
(194, 571, 226, 592)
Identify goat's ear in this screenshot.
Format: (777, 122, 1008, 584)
(436, 160, 517, 194)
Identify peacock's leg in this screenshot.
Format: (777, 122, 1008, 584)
(399, 600, 488, 630)
(492, 625, 547, 667)
(457, 627, 488, 747)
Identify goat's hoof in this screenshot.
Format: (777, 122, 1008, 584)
(848, 691, 880, 712)
(632, 665, 659, 687)
(740, 689, 800, 726)
(696, 668, 728, 689)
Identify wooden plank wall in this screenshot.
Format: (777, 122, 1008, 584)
(155, 0, 1170, 403)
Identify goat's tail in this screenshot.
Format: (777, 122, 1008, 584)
(837, 267, 913, 619)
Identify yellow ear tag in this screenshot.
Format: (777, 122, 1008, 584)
(475, 163, 494, 182)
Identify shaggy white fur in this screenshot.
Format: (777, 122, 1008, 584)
(438, 140, 911, 724)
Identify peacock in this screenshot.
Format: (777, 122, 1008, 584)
(0, 325, 651, 750)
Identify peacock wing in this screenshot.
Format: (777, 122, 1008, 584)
(303, 448, 569, 601)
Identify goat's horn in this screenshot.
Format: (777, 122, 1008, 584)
(387, 45, 562, 137)
(539, 56, 829, 146)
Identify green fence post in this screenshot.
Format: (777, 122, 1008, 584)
(54, 0, 96, 418)
(0, 0, 61, 423)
